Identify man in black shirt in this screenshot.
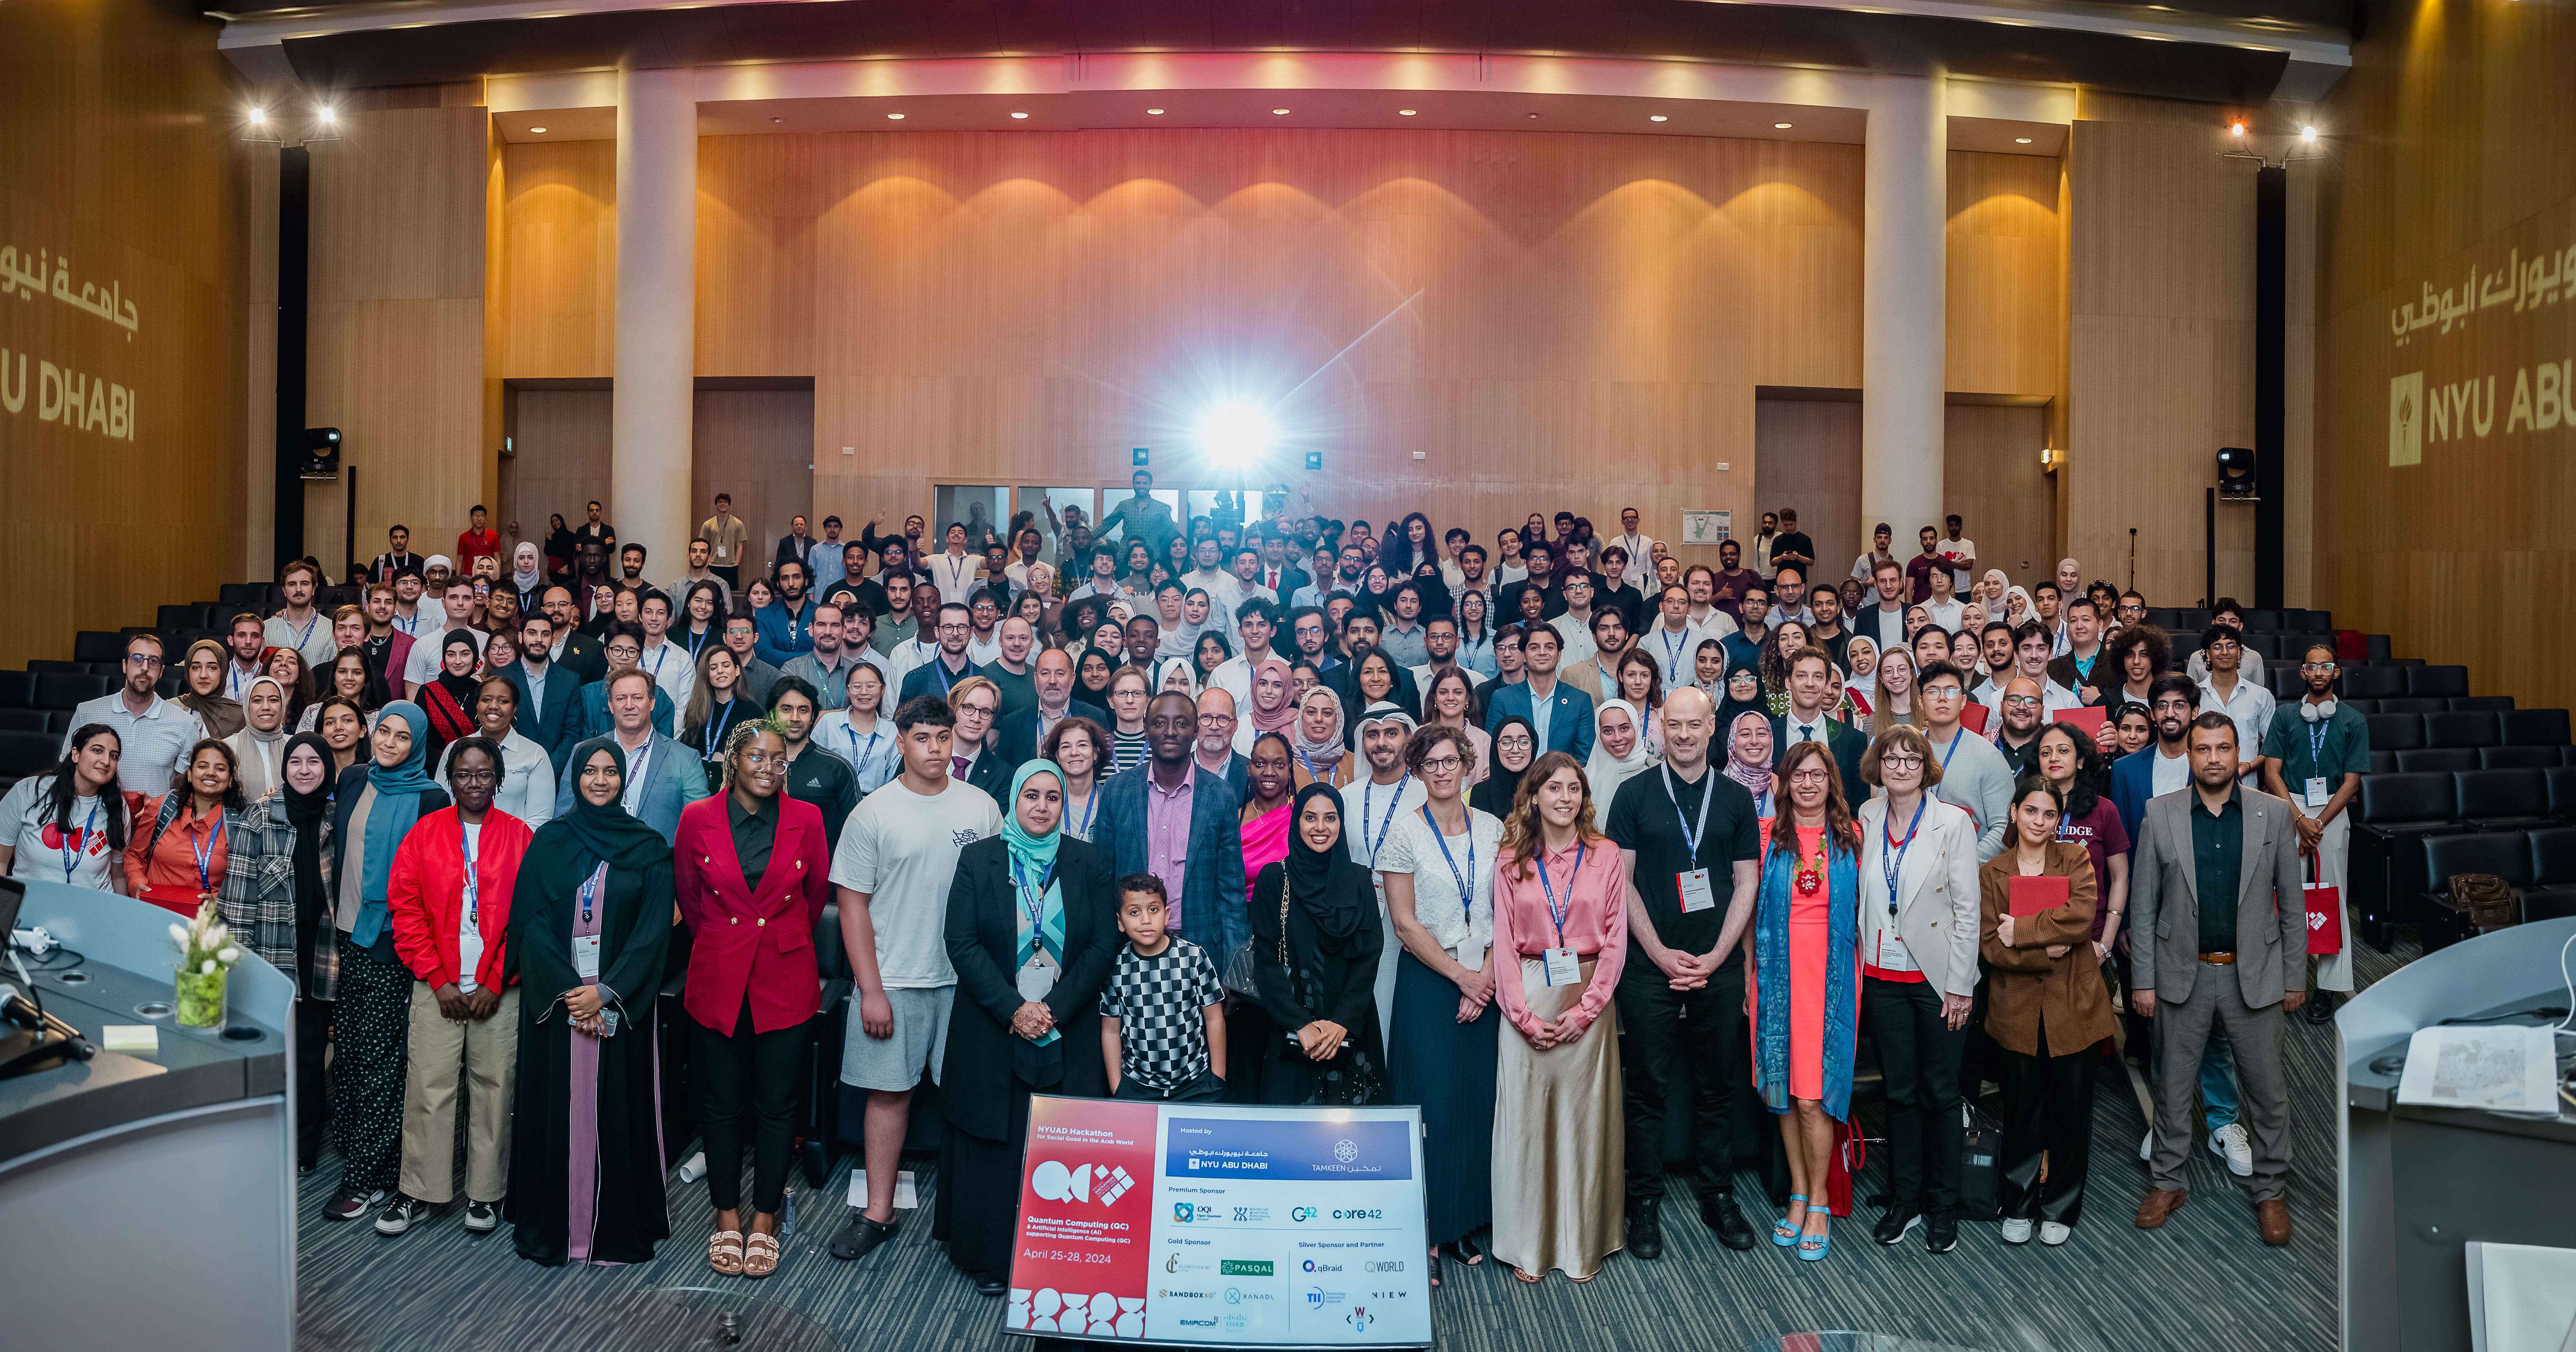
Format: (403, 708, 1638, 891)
(1605, 685, 1762, 1258)
(1768, 508, 1816, 574)
(765, 677, 858, 852)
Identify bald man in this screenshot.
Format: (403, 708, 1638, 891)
(994, 645, 1106, 769)
(1193, 687, 1250, 798)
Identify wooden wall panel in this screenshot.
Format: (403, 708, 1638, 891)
(0, 0, 244, 667)
(1753, 399, 1862, 578)
(2316, 0, 2576, 711)
(696, 137, 819, 378)
(500, 389, 614, 547)
(306, 107, 489, 573)
(1947, 151, 2063, 399)
(1943, 404, 2055, 586)
(692, 389, 818, 564)
(500, 139, 616, 379)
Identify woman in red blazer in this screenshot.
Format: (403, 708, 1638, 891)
(673, 719, 833, 1279)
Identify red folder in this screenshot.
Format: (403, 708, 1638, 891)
(2009, 874, 2069, 918)
(1958, 702, 1989, 734)
(2058, 705, 2108, 741)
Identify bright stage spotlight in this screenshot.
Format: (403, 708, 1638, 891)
(1196, 402, 1275, 469)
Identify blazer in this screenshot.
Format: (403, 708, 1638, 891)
(2045, 650, 2117, 707)
(1484, 678, 1596, 763)
(956, 744, 1013, 802)
(387, 806, 535, 991)
(2108, 746, 2178, 846)
(1848, 602, 1909, 654)
(940, 834, 1120, 1140)
(552, 632, 608, 688)
(1977, 841, 2117, 1057)
(1198, 751, 1250, 801)
(1853, 795, 1982, 997)
(551, 731, 709, 842)
(672, 795, 834, 1034)
(2125, 785, 2306, 1008)
(1769, 712, 1868, 806)
(575, 679, 677, 743)
(499, 660, 582, 775)
(1095, 761, 1251, 961)
(994, 700, 1110, 770)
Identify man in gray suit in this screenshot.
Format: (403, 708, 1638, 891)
(552, 668, 708, 841)
(2127, 711, 2306, 1246)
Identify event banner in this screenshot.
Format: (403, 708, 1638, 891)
(1007, 1097, 1431, 1348)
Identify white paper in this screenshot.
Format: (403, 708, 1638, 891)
(1542, 947, 1581, 987)
(1678, 868, 1717, 913)
(2467, 1241, 2576, 1352)
(571, 933, 601, 980)
(2395, 1025, 2559, 1115)
(849, 1168, 919, 1210)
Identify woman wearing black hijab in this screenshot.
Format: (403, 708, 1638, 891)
(1470, 716, 1537, 818)
(244, 731, 342, 1168)
(505, 737, 675, 1267)
(1715, 655, 1769, 732)
(1246, 783, 1386, 1105)
(419, 630, 484, 766)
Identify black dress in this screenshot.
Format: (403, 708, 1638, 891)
(1247, 861, 1387, 1104)
(932, 835, 1119, 1280)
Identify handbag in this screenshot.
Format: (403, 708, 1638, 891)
(1821, 1120, 1868, 1217)
(2303, 853, 2344, 956)
(2449, 871, 2519, 932)
(1957, 1101, 2004, 1221)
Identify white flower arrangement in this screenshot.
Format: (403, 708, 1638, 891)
(171, 899, 244, 975)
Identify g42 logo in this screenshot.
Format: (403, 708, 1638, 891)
(1290, 1207, 1318, 1222)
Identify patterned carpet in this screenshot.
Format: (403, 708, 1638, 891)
(296, 943, 2405, 1352)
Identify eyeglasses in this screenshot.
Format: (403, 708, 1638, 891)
(1417, 755, 1463, 773)
(2002, 695, 2042, 708)
(736, 751, 783, 769)
(127, 654, 164, 667)
(449, 769, 498, 785)
(1880, 753, 1924, 770)
(2300, 662, 2339, 673)
(1788, 768, 1830, 784)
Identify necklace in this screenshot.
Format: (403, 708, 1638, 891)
(1793, 824, 1827, 897)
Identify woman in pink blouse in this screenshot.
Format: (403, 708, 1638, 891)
(1488, 750, 1628, 1283)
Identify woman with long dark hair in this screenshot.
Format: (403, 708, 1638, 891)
(304, 649, 391, 730)
(1455, 589, 1496, 676)
(1349, 650, 1412, 728)
(1749, 739, 1863, 1262)
(1379, 511, 1434, 580)
(678, 582, 726, 664)
(2035, 722, 2129, 965)
(124, 739, 247, 916)
(266, 646, 320, 733)
(0, 724, 128, 891)
(543, 513, 577, 583)
(682, 645, 752, 788)
(1421, 667, 1489, 783)
(313, 696, 369, 777)
(1246, 784, 1386, 1106)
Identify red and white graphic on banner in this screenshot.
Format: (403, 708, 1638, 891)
(1007, 1096, 1159, 1338)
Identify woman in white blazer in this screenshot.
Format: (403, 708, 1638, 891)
(1853, 724, 1983, 1255)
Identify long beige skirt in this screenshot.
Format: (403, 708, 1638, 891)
(1488, 956, 1624, 1280)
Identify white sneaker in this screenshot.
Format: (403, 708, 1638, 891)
(2209, 1122, 2254, 1178)
(2039, 1221, 2072, 1246)
(2000, 1218, 2034, 1245)
(2139, 1129, 2154, 1162)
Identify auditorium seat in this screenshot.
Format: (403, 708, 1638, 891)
(2342, 667, 2405, 699)
(2407, 665, 2470, 698)
(2528, 826, 2576, 888)
(2367, 634, 2394, 661)
(2418, 831, 2532, 951)
(2423, 712, 2500, 749)
(2367, 713, 2425, 751)
(44, 711, 74, 737)
(2368, 750, 2398, 774)
(155, 671, 185, 698)
(2354, 773, 2471, 950)
(2548, 766, 2576, 818)
(0, 732, 53, 778)
(2449, 695, 2513, 712)
(156, 604, 204, 633)
(219, 582, 273, 610)
(0, 672, 29, 709)
(2242, 610, 2282, 631)
(2396, 748, 2477, 774)
(2342, 698, 2379, 716)
(2480, 746, 2562, 771)
(71, 631, 125, 664)
(2504, 708, 2572, 746)
(2456, 768, 2553, 832)
(2375, 697, 2447, 715)
(32, 672, 109, 710)
(26, 660, 86, 675)
(0, 710, 45, 733)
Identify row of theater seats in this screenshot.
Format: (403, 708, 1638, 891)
(2353, 766, 2576, 951)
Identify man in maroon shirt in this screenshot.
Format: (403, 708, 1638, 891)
(1707, 539, 1761, 621)
(1904, 525, 1946, 603)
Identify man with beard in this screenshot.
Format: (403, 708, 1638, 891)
(2256, 644, 2369, 1022)
(539, 587, 608, 686)
(755, 559, 818, 667)
(767, 676, 859, 851)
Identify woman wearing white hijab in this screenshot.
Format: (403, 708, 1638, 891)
(508, 541, 548, 613)
(1841, 636, 1880, 725)
(1583, 698, 1657, 805)
(226, 676, 293, 798)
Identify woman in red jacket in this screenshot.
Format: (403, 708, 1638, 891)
(381, 735, 536, 1238)
(673, 717, 833, 1279)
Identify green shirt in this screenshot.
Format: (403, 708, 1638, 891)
(2189, 788, 2243, 955)
(2259, 701, 2370, 797)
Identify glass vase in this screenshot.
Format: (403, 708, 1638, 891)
(174, 965, 228, 1028)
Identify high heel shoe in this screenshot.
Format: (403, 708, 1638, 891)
(1772, 1194, 1807, 1248)
(1796, 1211, 1832, 1263)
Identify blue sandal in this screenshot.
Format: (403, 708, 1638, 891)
(1772, 1195, 1807, 1247)
(1796, 1211, 1832, 1262)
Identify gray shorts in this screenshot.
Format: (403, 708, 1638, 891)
(840, 984, 953, 1092)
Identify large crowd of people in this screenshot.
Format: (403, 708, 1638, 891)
(0, 471, 2361, 1286)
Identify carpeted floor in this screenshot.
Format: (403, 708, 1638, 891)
(296, 942, 2404, 1352)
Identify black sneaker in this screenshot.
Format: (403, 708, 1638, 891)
(973, 1272, 1008, 1297)
(1873, 1207, 1922, 1246)
(1926, 1210, 1960, 1254)
(324, 1188, 386, 1223)
(828, 1211, 899, 1262)
(2303, 991, 2340, 1026)
(1626, 1196, 1664, 1260)
(463, 1200, 499, 1233)
(375, 1194, 429, 1236)
(1699, 1192, 1758, 1251)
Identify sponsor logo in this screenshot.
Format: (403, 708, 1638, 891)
(1332, 1208, 1384, 1221)
(1230, 1206, 1269, 1222)
(1224, 1288, 1243, 1305)
(1177, 1317, 1218, 1329)
(1306, 1286, 1347, 1309)
(1032, 1159, 1135, 1206)
(1333, 1138, 1358, 1163)
(1348, 1307, 1374, 1334)
(1165, 1254, 1210, 1274)
(1172, 1202, 1196, 1223)
(1160, 1289, 1214, 1300)
(1290, 1207, 1318, 1222)
(1301, 1260, 1343, 1273)
(1219, 1259, 1273, 1276)
(1363, 1259, 1407, 1273)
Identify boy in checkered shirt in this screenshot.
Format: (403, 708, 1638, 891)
(1099, 874, 1229, 1101)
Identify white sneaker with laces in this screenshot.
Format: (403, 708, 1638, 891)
(2040, 1221, 2072, 1246)
(2209, 1122, 2254, 1178)
(2000, 1218, 2034, 1245)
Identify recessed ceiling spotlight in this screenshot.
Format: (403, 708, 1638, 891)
(1525, 112, 1540, 119)
(247, 107, 268, 126)
(2229, 120, 2245, 136)
(1271, 108, 1291, 115)
(1650, 114, 1668, 123)
(887, 112, 905, 120)
(1398, 109, 1417, 116)
(2300, 124, 2318, 142)
(1011, 111, 1029, 119)
(528, 126, 548, 134)
(1146, 108, 1164, 115)
(1774, 121, 1793, 129)
(771, 116, 783, 124)
(2015, 136, 2032, 144)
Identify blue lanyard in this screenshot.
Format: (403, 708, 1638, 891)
(933, 657, 961, 695)
(1663, 765, 1715, 859)
(1364, 779, 1406, 858)
(67, 796, 98, 884)
(844, 718, 882, 769)
(1421, 805, 1477, 924)
(578, 862, 605, 924)
(1658, 626, 1688, 677)
(461, 825, 481, 925)
(2305, 717, 2332, 772)
(191, 814, 225, 891)
(683, 627, 709, 660)
(1070, 787, 1101, 839)
(1536, 841, 1585, 948)
(1881, 796, 1926, 918)
(1012, 858, 1059, 933)
(707, 700, 738, 751)
(1938, 727, 1968, 771)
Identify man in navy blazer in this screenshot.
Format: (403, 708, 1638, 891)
(551, 670, 709, 841)
(992, 648, 1108, 770)
(1483, 623, 1595, 763)
(2111, 675, 2203, 843)
(500, 614, 582, 776)
(1768, 647, 1867, 799)
(1095, 692, 1251, 963)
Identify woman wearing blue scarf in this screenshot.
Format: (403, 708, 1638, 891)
(933, 759, 1117, 1295)
(321, 701, 451, 1225)
(1749, 738, 1863, 1263)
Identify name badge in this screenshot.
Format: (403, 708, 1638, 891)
(2304, 776, 2331, 809)
(1016, 953, 1061, 1003)
(572, 933, 602, 980)
(1678, 868, 1717, 913)
(458, 931, 485, 994)
(1451, 942, 1487, 973)
(1542, 947, 1582, 987)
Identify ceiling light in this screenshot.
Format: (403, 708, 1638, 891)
(2015, 136, 2033, 144)
(2229, 120, 2245, 136)
(1774, 121, 1793, 129)
(1398, 109, 1416, 116)
(1525, 112, 1540, 119)
(1271, 108, 1291, 115)
(315, 106, 336, 125)
(247, 107, 268, 126)
(1010, 111, 1029, 119)
(1146, 108, 1164, 115)
(886, 112, 905, 120)
(1650, 115, 1668, 123)
(770, 116, 783, 124)
(2300, 124, 2318, 142)
(528, 126, 548, 134)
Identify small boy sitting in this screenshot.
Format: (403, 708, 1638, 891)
(1099, 873, 1228, 1101)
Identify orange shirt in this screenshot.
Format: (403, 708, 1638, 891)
(126, 795, 229, 918)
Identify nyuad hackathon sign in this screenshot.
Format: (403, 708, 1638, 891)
(2384, 239, 2576, 467)
(1008, 1097, 1431, 1348)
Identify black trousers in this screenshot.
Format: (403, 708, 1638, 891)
(1863, 976, 1968, 1215)
(1614, 959, 1744, 1203)
(1113, 1068, 1227, 1102)
(1997, 1018, 2097, 1225)
(691, 998, 809, 1215)
(712, 565, 742, 590)
(296, 996, 333, 1167)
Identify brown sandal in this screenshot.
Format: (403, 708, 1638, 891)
(1513, 1268, 1541, 1283)
(708, 1230, 745, 1276)
(742, 1230, 781, 1278)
